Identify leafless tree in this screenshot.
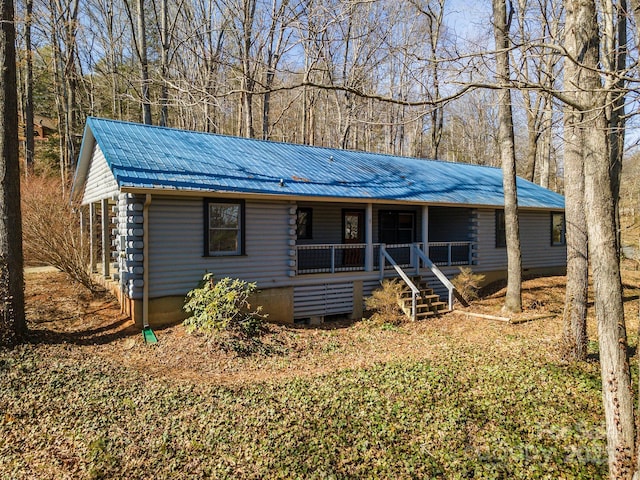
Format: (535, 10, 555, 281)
(493, 0, 522, 313)
(0, 0, 26, 347)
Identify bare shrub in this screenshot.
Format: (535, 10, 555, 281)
(21, 175, 99, 292)
(364, 279, 405, 325)
(452, 267, 485, 303)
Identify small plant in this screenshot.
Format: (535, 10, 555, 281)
(364, 279, 405, 326)
(451, 266, 485, 302)
(183, 273, 267, 355)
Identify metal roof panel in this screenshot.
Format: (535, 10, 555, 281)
(82, 117, 565, 209)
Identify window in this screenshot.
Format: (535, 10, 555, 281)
(551, 212, 566, 246)
(296, 207, 312, 239)
(204, 199, 244, 256)
(379, 211, 415, 244)
(495, 210, 506, 248)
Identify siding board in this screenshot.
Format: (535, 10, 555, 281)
(148, 197, 292, 297)
(475, 208, 566, 272)
(82, 145, 119, 204)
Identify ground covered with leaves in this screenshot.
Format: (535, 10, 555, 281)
(1, 268, 639, 479)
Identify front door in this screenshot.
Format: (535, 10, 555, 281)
(342, 210, 364, 266)
(379, 210, 415, 264)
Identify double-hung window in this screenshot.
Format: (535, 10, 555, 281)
(205, 199, 244, 256)
(296, 207, 313, 239)
(495, 210, 506, 248)
(551, 212, 566, 246)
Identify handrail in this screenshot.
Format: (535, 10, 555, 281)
(380, 244, 419, 321)
(413, 244, 455, 311)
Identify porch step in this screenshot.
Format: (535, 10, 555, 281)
(397, 277, 449, 320)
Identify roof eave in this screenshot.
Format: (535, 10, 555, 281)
(70, 121, 97, 203)
(120, 186, 564, 211)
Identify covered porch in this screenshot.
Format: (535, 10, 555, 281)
(294, 202, 477, 276)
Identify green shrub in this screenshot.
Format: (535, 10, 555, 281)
(452, 266, 485, 302)
(364, 279, 405, 326)
(183, 274, 266, 354)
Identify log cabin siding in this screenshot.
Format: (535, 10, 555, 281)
(148, 197, 293, 297)
(82, 145, 119, 204)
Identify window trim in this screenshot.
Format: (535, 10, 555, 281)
(551, 212, 566, 246)
(203, 198, 245, 256)
(296, 207, 313, 240)
(495, 209, 506, 248)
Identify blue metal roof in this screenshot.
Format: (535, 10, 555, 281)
(76, 117, 564, 209)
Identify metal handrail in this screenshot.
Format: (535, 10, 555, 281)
(379, 244, 419, 321)
(413, 244, 455, 311)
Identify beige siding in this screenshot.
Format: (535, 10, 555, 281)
(148, 197, 293, 297)
(475, 208, 566, 272)
(82, 145, 119, 204)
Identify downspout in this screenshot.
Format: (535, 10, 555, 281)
(143, 193, 151, 329)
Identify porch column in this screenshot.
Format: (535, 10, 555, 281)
(422, 205, 429, 260)
(365, 203, 373, 271)
(89, 202, 96, 273)
(101, 198, 110, 278)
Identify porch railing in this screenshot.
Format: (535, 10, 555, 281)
(413, 244, 455, 311)
(296, 241, 474, 274)
(379, 245, 419, 321)
(296, 243, 367, 274)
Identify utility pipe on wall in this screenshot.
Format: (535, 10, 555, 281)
(143, 194, 152, 328)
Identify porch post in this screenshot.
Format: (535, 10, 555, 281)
(365, 203, 373, 271)
(422, 205, 429, 260)
(89, 202, 96, 273)
(101, 198, 110, 278)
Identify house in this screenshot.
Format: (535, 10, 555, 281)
(19, 114, 58, 141)
(71, 117, 566, 327)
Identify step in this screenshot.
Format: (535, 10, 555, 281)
(400, 306, 437, 319)
(400, 288, 435, 297)
(430, 301, 448, 311)
(401, 281, 432, 291)
(400, 299, 438, 309)
(399, 294, 439, 306)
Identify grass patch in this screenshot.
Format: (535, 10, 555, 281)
(0, 342, 607, 479)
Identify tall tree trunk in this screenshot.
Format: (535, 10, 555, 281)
(603, 0, 626, 258)
(561, 114, 588, 361)
(0, 0, 26, 347)
(567, 0, 634, 477)
(539, 94, 553, 189)
(561, 0, 589, 362)
(159, 0, 169, 126)
(240, 0, 256, 138)
(23, 0, 34, 175)
(137, 0, 152, 124)
(493, 0, 522, 313)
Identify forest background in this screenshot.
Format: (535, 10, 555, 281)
(7, 0, 640, 477)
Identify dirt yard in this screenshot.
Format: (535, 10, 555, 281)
(24, 262, 640, 387)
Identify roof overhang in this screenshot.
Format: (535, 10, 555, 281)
(120, 186, 565, 212)
(70, 124, 96, 203)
